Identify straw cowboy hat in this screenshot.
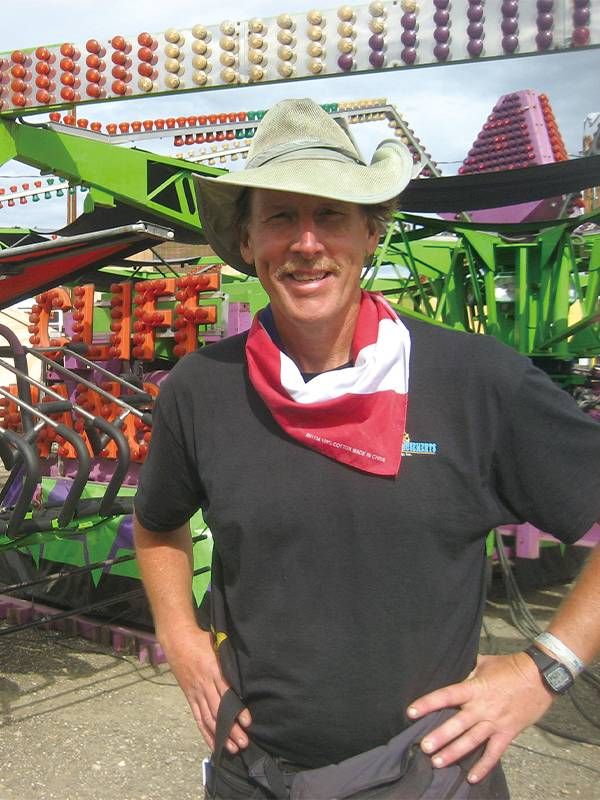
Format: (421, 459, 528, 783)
(193, 97, 417, 275)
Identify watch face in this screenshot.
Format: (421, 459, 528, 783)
(545, 663, 573, 693)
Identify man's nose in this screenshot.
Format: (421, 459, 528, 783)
(290, 227, 325, 259)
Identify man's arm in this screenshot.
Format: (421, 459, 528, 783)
(133, 515, 251, 753)
(407, 542, 600, 784)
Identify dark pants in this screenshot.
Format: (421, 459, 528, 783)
(203, 750, 510, 800)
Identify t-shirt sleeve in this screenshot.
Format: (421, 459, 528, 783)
(491, 361, 600, 542)
(134, 375, 206, 532)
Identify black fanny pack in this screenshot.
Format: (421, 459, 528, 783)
(211, 690, 508, 800)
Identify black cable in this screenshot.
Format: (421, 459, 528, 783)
(0, 552, 136, 594)
(0, 563, 211, 637)
(1, 532, 208, 594)
(6, 513, 123, 548)
(480, 618, 498, 655)
(568, 685, 600, 729)
(0, 587, 146, 636)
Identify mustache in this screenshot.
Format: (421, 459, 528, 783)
(273, 260, 342, 280)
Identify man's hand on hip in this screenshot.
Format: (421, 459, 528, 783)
(161, 626, 252, 754)
(406, 652, 554, 784)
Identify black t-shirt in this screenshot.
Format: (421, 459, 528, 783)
(135, 316, 600, 768)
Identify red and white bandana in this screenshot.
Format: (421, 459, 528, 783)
(245, 291, 410, 476)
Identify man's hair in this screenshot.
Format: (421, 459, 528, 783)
(362, 197, 400, 236)
(233, 189, 399, 243)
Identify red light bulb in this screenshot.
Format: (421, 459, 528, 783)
(137, 32, 154, 47)
(138, 46, 154, 62)
(138, 62, 154, 78)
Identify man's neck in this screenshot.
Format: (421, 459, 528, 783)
(273, 310, 359, 374)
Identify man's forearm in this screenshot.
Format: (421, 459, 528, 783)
(133, 515, 198, 642)
(543, 542, 600, 665)
(133, 514, 252, 753)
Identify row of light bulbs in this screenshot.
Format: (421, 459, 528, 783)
(0, 4, 418, 105)
(10, 0, 561, 109)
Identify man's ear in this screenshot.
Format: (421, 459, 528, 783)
(366, 225, 380, 255)
(239, 227, 254, 266)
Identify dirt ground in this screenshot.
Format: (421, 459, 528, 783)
(1, 580, 599, 800)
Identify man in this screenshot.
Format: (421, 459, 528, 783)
(134, 98, 600, 798)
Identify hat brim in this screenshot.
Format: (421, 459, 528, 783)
(193, 141, 415, 276)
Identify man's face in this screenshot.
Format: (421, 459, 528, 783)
(239, 189, 379, 331)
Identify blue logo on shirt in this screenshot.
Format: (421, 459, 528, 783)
(402, 433, 438, 456)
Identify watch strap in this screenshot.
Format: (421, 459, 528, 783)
(534, 632, 584, 676)
(525, 644, 558, 672)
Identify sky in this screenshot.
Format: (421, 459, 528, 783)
(0, 0, 598, 231)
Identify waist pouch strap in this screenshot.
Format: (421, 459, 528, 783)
(214, 687, 289, 799)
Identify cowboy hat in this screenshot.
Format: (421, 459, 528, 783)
(193, 97, 417, 275)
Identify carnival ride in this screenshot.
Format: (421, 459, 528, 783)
(1, 1, 600, 653)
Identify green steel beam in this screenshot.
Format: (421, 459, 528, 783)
(0, 118, 223, 234)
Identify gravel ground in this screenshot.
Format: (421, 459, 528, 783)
(1, 578, 599, 800)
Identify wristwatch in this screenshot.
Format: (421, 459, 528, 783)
(525, 644, 574, 695)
